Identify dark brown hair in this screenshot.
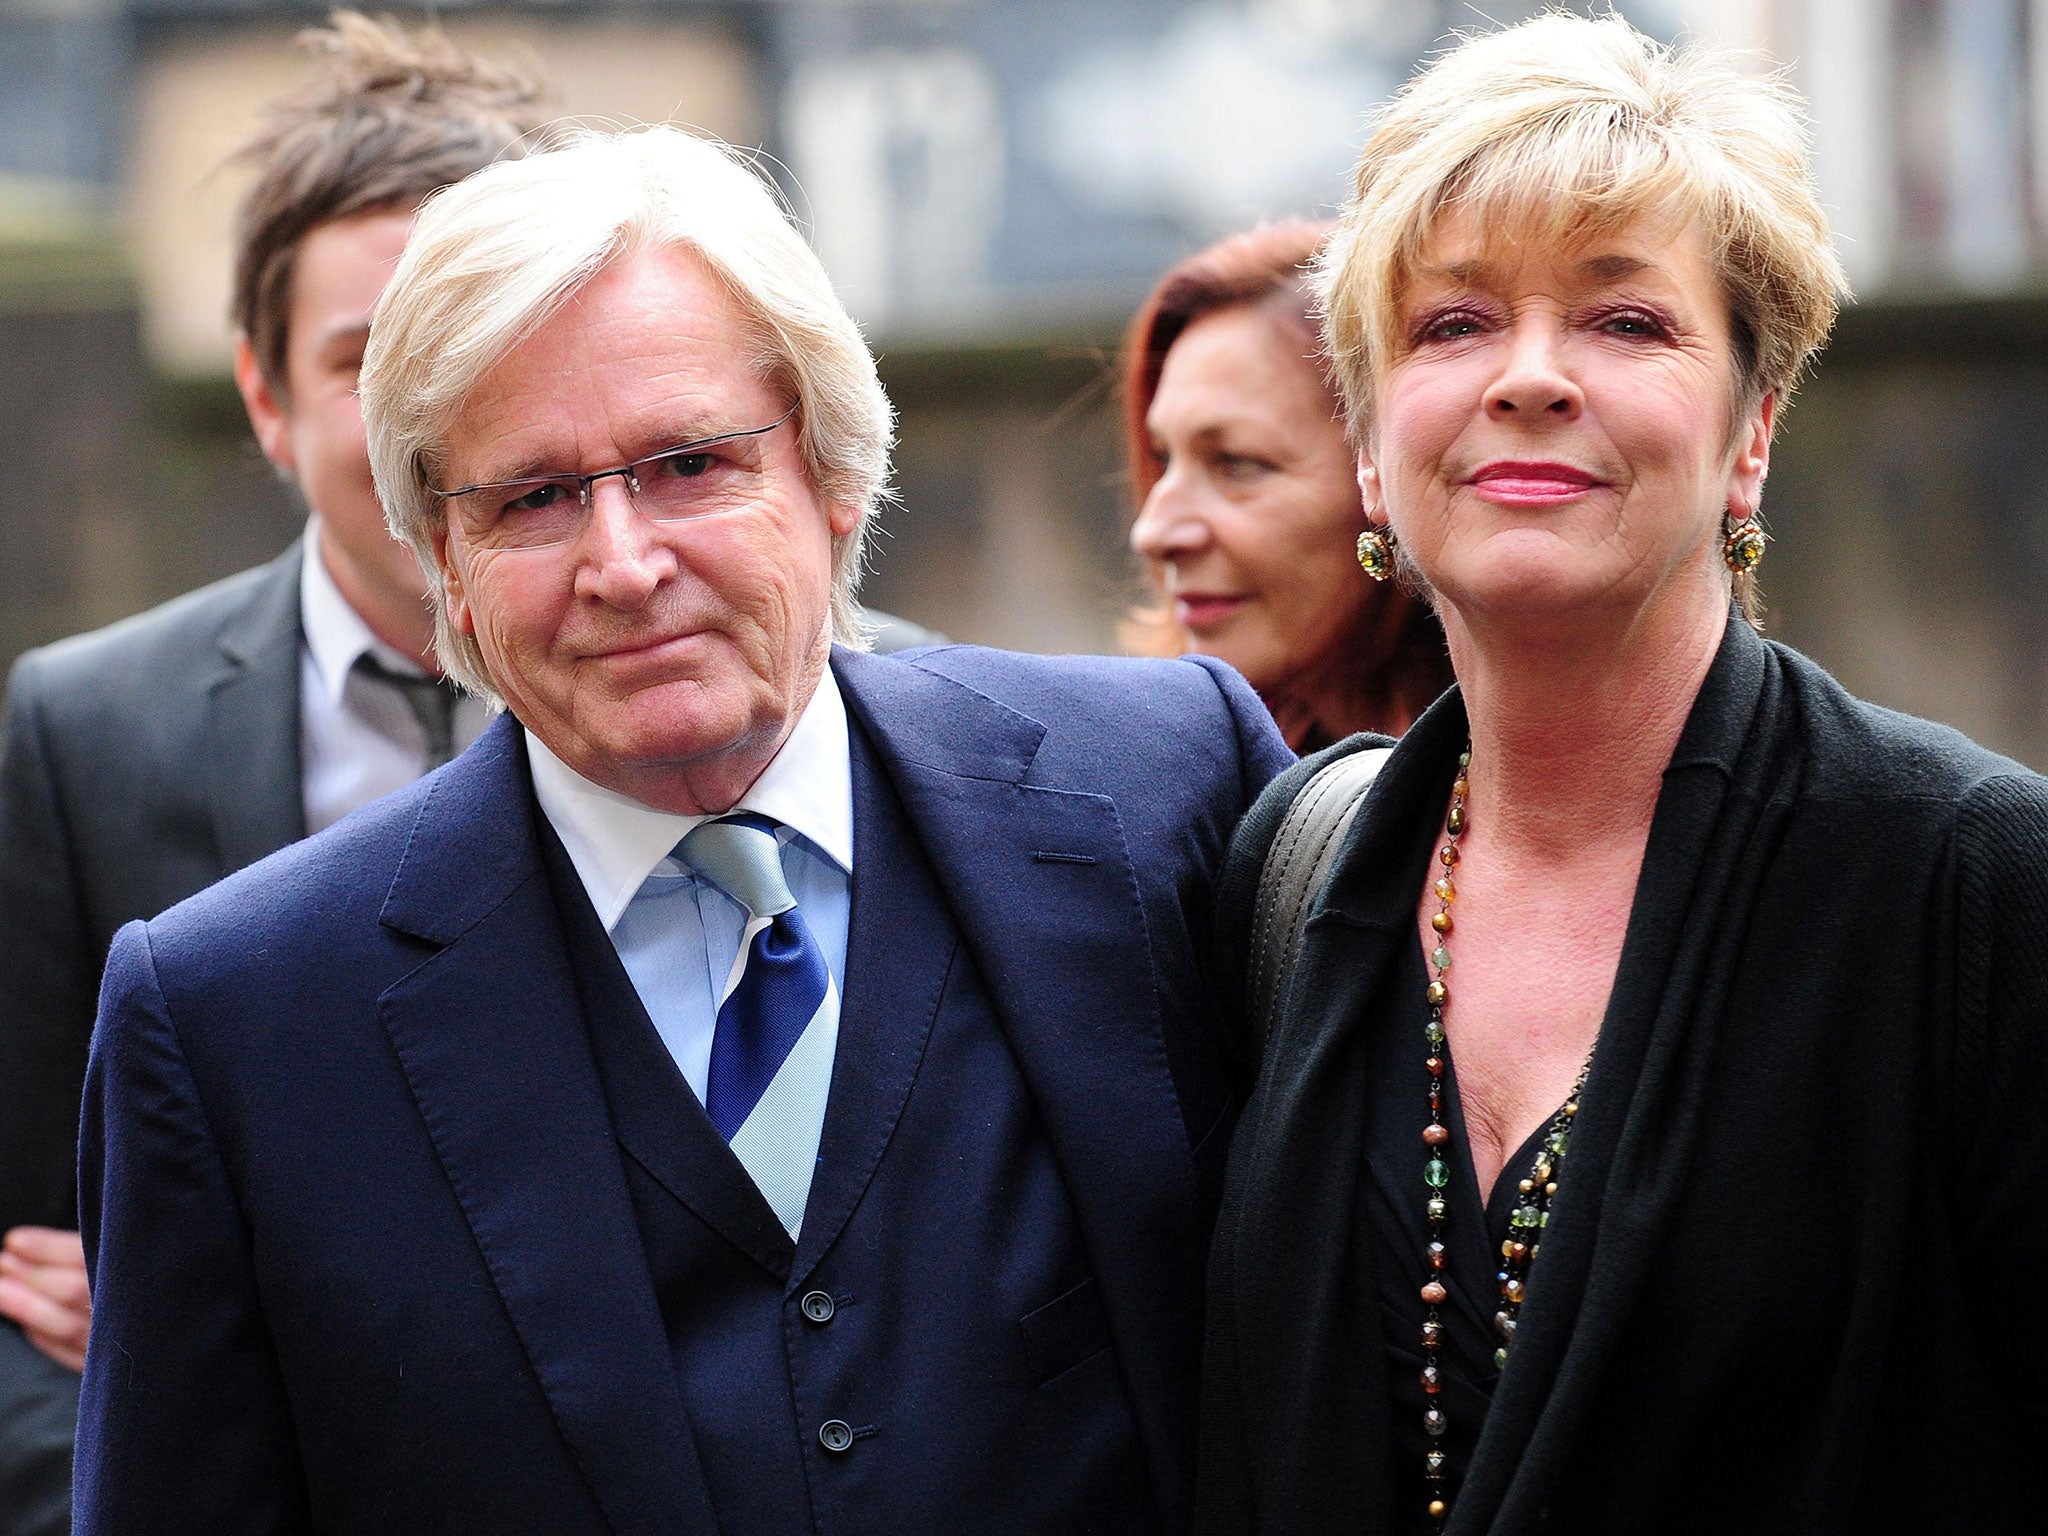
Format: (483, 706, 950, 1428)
(229, 10, 545, 398)
(1119, 222, 1452, 748)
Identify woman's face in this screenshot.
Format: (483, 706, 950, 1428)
(1366, 210, 1772, 637)
(1131, 302, 1368, 693)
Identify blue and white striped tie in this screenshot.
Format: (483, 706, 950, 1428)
(677, 813, 839, 1236)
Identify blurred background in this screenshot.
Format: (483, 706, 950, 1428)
(2, 0, 2044, 767)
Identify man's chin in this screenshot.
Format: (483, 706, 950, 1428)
(580, 685, 781, 783)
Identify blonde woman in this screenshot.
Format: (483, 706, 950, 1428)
(1199, 15, 2048, 1535)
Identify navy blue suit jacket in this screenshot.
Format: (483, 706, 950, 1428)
(75, 645, 1291, 1535)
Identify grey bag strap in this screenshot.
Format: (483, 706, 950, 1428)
(1247, 746, 1394, 1049)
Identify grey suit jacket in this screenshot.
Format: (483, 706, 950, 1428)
(0, 544, 306, 1235)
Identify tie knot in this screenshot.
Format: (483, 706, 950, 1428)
(676, 813, 795, 919)
(354, 652, 462, 769)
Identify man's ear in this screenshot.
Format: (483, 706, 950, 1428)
(431, 521, 474, 637)
(233, 334, 295, 473)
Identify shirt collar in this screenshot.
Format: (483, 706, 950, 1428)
(527, 663, 854, 932)
(299, 519, 428, 704)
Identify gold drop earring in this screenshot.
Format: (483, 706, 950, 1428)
(1357, 517, 1398, 581)
(1722, 510, 1767, 574)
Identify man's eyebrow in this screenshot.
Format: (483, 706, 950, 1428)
(463, 420, 736, 486)
(638, 420, 738, 453)
(317, 319, 373, 354)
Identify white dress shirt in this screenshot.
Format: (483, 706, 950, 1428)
(298, 523, 488, 834)
(527, 667, 854, 1104)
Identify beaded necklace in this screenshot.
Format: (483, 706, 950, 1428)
(1417, 747, 1594, 1532)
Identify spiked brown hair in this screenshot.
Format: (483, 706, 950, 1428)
(229, 9, 544, 398)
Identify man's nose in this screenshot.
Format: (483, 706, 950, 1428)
(1485, 320, 1584, 422)
(573, 476, 677, 606)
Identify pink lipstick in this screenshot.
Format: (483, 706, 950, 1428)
(1468, 461, 1606, 506)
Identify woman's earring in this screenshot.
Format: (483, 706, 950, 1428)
(1356, 521, 1398, 582)
(1722, 512, 1767, 574)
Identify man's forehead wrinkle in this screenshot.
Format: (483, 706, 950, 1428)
(445, 247, 773, 487)
(455, 368, 737, 485)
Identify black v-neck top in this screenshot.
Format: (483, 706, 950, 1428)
(1365, 937, 1555, 1533)
(1199, 615, 2048, 1536)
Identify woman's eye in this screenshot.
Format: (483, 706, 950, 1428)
(1418, 310, 1487, 343)
(1600, 309, 1668, 339)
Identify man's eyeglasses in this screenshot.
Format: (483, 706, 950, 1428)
(429, 407, 796, 551)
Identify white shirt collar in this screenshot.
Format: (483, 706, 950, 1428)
(299, 520, 428, 703)
(527, 663, 854, 932)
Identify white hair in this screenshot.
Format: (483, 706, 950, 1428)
(360, 124, 895, 697)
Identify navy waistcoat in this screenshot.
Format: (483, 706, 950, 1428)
(540, 716, 1160, 1536)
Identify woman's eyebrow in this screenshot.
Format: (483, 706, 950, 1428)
(1578, 253, 1655, 282)
(1412, 258, 1498, 288)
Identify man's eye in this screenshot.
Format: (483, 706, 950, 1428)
(649, 450, 714, 479)
(503, 481, 574, 514)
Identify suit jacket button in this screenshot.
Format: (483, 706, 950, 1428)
(818, 1419, 855, 1454)
(800, 1290, 836, 1324)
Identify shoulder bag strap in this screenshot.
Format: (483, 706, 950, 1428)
(1247, 746, 1394, 1050)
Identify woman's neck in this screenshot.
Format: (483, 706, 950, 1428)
(1444, 592, 1729, 860)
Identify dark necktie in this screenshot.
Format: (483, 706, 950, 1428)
(353, 653, 462, 771)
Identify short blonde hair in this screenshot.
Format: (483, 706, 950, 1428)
(361, 125, 894, 698)
(1320, 11, 1848, 439)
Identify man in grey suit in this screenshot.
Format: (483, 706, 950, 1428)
(0, 18, 549, 1532)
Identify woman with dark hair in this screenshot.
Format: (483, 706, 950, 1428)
(1124, 221, 1450, 751)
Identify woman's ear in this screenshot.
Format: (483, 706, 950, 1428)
(1728, 391, 1777, 521)
(1357, 451, 1382, 516)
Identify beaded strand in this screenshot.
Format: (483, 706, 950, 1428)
(1417, 746, 1593, 1534)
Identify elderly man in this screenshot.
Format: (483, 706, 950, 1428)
(75, 127, 1289, 1536)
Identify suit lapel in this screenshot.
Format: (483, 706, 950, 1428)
(535, 812, 795, 1280)
(789, 714, 956, 1285)
(205, 543, 307, 871)
(831, 648, 1201, 1514)
(377, 719, 721, 1536)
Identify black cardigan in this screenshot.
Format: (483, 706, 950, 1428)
(1197, 616, 2048, 1535)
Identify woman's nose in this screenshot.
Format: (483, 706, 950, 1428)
(1485, 321, 1584, 422)
(1131, 468, 1213, 561)
(573, 477, 678, 607)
